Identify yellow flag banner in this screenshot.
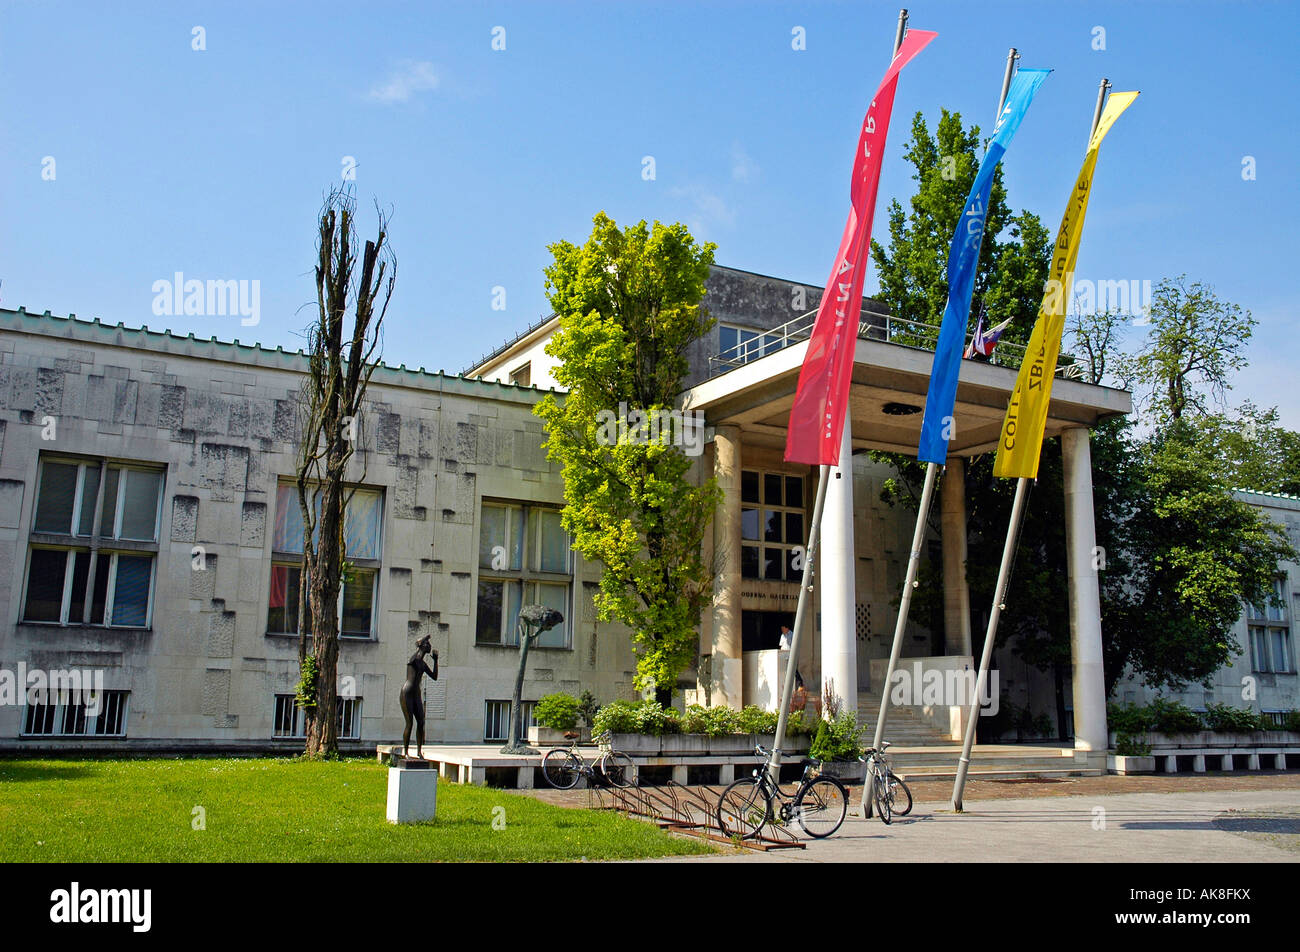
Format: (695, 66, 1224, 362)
(993, 90, 1138, 479)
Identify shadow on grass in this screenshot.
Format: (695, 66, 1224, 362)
(0, 762, 97, 782)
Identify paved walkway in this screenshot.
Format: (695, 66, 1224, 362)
(656, 789, 1300, 862)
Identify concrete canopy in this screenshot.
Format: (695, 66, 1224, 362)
(683, 335, 1133, 456)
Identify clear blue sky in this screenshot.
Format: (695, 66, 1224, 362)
(2, 1, 1296, 423)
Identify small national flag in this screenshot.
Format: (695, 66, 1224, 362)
(964, 311, 1014, 359)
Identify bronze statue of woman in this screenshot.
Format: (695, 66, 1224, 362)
(399, 634, 438, 759)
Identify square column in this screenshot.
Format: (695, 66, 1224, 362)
(1062, 427, 1107, 752)
(711, 425, 743, 708)
(819, 411, 857, 713)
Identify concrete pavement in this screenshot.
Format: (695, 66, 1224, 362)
(657, 789, 1300, 862)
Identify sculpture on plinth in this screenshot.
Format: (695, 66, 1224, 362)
(500, 605, 564, 755)
(398, 634, 439, 761)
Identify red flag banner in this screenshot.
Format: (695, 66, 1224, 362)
(785, 29, 937, 466)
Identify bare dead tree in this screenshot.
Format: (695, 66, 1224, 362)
(296, 187, 394, 757)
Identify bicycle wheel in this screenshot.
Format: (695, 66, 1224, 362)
(717, 777, 771, 840)
(541, 748, 582, 790)
(872, 772, 892, 825)
(889, 774, 913, 816)
(600, 751, 636, 788)
(794, 776, 848, 838)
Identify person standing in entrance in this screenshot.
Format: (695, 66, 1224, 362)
(779, 625, 804, 690)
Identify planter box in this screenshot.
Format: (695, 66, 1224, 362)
(527, 726, 589, 746)
(755, 733, 812, 755)
(1107, 730, 1300, 749)
(1107, 754, 1156, 775)
(660, 734, 710, 755)
(604, 732, 814, 756)
(608, 733, 662, 754)
(814, 760, 866, 783)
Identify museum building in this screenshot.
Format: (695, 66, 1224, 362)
(0, 265, 1153, 760)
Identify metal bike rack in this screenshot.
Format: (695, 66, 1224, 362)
(591, 778, 805, 851)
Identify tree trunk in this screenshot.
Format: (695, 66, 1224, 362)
(304, 452, 345, 756)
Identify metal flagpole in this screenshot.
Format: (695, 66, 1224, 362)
(950, 77, 1111, 812)
(768, 7, 910, 785)
(865, 47, 1019, 815)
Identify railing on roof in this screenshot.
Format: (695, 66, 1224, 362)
(707, 308, 1082, 380)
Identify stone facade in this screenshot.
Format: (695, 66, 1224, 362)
(0, 309, 643, 750)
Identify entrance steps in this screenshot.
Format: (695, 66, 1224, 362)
(857, 691, 1103, 780)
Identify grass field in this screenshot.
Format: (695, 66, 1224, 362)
(0, 758, 714, 862)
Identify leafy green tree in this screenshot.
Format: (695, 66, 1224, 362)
(871, 109, 1052, 346)
(1101, 418, 1296, 694)
(1195, 402, 1300, 496)
(1121, 275, 1256, 422)
(866, 108, 1298, 709)
(535, 213, 721, 702)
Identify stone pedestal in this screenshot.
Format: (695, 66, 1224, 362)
(387, 765, 438, 824)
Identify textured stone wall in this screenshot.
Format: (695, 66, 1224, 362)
(0, 314, 644, 748)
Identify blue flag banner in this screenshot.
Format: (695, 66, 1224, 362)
(916, 67, 1050, 465)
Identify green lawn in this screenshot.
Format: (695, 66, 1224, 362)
(0, 758, 714, 862)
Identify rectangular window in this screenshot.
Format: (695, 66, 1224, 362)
(1249, 577, 1292, 673)
(272, 694, 362, 739)
(268, 483, 382, 639)
(23, 457, 162, 628)
(273, 695, 300, 738)
(719, 324, 787, 366)
(739, 469, 807, 581)
(476, 502, 572, 648)
(484, 699, 535, 742)
(22, 690, 129, 737)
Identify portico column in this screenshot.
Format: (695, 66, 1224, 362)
(820, 411, 857, 713)
(941, 457, 972, 657)
(1062, 427, 1107, 751)
(711, 425, 743, 709)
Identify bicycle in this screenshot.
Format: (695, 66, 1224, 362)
(861, 741, 913, 824)
(716, 744, 849, 840)
(540, 730, 636, 789)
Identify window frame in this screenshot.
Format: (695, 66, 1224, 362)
(271, 694, 363, 740)
(719, 324, 786, 366)
(21, 690, 130, 737)
(22, 455, 164, 629)
(1248, 577, 1294, 674)
(739, 469, 807, 582)
(483, 699, 536, 742)
(475, 500, 573, 649)
(267, 481, 384, 641)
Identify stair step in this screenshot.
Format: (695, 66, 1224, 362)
(895, 767, 1102, 781)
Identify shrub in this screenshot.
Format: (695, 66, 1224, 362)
(633, 701, 680, 736)
(1114, 733, 1152, 757)
(1279, 710, 1300, 732)
(591, 700, 640, 735)
(577, 690, 600, 728)
(736, 705, 779, 735)
(809, 712, 864, 763)
(1202, 703, 1264, 733)
(680, 705, 737, 736)
(533, 693, 580, 730)
(784, 708, 814, 738)
(1146, 698, 1203, 734)
(1107, 702, 1151, 735)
